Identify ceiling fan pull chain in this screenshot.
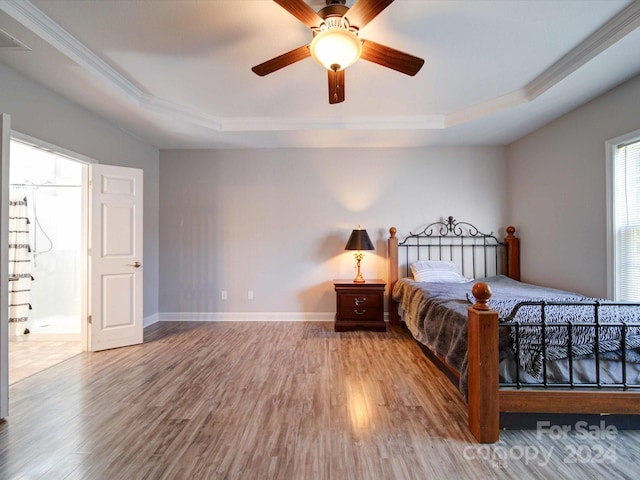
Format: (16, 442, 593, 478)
(332, 64, 339, 103)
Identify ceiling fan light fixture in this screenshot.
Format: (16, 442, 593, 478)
(310, 27, 362, 72)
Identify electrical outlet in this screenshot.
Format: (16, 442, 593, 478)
(221, 290, 227, 300)
(248, 290, 254, 300)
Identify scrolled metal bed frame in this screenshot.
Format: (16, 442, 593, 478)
(387, 216, 640, 443)
(501, 300, 640, 391)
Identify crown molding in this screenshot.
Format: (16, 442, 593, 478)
(525, 0, 640, 101)
(138, 94, 224, 130)
(220, 115, 445, 131)
(448, 1, 640, 127)
(445, 89, 529, 128)
(0, 26, 29, 50)
(0, 0, 143, 103)
(1, 0, 638, 135)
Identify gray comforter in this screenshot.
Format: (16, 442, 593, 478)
(392, 275, 640, 396)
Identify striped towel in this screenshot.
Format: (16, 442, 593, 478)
(8, 191, 33, 336)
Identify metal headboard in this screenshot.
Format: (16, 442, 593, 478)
(398, 216, 506, 280)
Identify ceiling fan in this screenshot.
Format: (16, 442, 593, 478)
(251, 0, 424, 104)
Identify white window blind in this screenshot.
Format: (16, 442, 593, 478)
(614, 139, 640, 301)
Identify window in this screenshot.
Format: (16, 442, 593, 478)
(609, 134, 640, 301)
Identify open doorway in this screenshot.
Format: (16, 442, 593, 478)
(1, 122, 143, 412)
(8, 138, 86, 384)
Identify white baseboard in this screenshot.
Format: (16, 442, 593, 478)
(143, 313, 160, 327)
(157, 312, 335, 322)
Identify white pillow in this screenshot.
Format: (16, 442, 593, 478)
(410, 260, 460, 276)
(410, 260, 471, 283)
(413, 270, 470, 283)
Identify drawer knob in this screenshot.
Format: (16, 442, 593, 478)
(354, 309, 367, 315)
(354, 297, 367, 305)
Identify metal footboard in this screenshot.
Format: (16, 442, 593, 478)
(499, 300, 640, 390)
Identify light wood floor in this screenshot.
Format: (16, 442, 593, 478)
(9, 338, 82, 384)
(1, 321, 639, 479)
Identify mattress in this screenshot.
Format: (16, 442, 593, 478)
(392, 275, 640, 396)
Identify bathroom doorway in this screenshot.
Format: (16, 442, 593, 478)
(8, 138, 86, 383)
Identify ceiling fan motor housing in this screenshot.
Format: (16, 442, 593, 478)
(317, 5, 350, 25)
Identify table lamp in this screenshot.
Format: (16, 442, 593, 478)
(344, 226, 374, 283)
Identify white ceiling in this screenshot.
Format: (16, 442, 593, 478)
(0, 0, 639, 150)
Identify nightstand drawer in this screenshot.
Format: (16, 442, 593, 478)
(339, 304, 380, 320)
(339, 293, 380, 310)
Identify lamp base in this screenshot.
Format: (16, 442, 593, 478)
(353, 257, 365, 283)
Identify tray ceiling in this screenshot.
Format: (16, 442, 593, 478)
(0, 0, 639, 149)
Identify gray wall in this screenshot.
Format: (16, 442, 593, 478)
(8, 57, 637, 318)
(507, 74, 640, 298)
(0, 63, 160, 318)
(159, 147, 508, 317)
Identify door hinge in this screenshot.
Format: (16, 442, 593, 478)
(88, 315, 92, 324)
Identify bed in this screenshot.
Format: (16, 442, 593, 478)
(387, 216, 640, 443)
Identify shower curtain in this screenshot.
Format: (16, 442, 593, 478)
(8, 190, 33, 337)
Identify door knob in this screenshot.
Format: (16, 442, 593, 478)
(128, 261, 141, 268)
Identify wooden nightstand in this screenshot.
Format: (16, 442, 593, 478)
(333, 279, 386, 332)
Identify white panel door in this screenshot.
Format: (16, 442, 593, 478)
(89, 164, 143, 351)
(0, 114, 10, 418)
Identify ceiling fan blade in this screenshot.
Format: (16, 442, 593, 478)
(274, 0, 324, 28)
(328, 69, 345, 104)
(252, 45, 311, 76)
(360, 39, 424, 76)
(345, 0, 394, 29)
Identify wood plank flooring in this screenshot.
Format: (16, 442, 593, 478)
(1, 321, 639, 479)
